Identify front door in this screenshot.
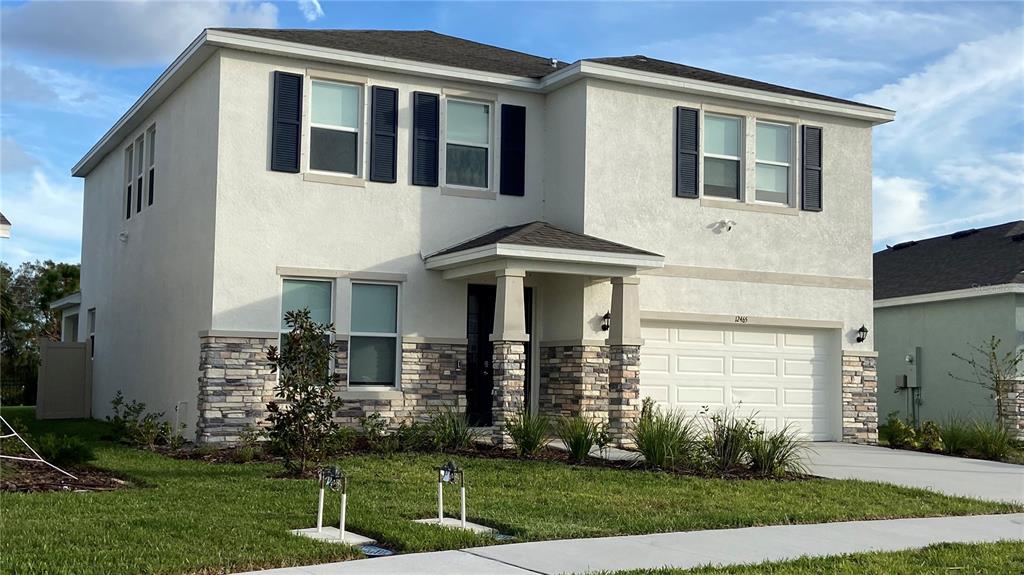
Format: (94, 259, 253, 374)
(466, 284, 532, 426)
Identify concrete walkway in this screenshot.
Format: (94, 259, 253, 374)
(806, 442, 1024, 504)
(238, 513, 1024, 574)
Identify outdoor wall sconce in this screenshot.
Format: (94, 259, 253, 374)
(316, 465, 349, 541)
(601, 311, 612, 332)
(435, 460, 467, 528)
(856, 325, 869, 343)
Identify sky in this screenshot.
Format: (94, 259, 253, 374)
(1, 1, 1022, 266)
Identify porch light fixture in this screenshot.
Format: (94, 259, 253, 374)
(601, 311, 611, 332)
(856, 325, 869, 343)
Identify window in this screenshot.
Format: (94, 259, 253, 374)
(445, 99, 490, 188)
(349, 283, 398, 387)
(124, 145, 133, 219)
(703, 114, 742, 200)
(146, 125, 156, 206)
(87, 308, 96, 359)
(756, 122, 791, 204)
(281, 279, 333, 328)
(135, 135, 145, 213)
(309, 80, 360, 175)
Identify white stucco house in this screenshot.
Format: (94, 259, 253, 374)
(68, 29, 894, 445)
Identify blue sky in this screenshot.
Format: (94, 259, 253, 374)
(1, 1, 1022, 266)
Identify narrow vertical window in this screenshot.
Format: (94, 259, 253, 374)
(349, 283, 399, 387)
(445, 99, 490, 189)
(124, 145, 133, 219)
(755, 122, 791, 204)
(87, 308, 96, 359)
(135, 135, 145, 213)
(703, 114, 742, 200)
(309, 80, 360, 175)
(146, 125, 156, 205)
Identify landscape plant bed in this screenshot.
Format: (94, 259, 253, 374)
(0, 458, 132, 493)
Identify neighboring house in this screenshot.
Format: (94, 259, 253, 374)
(0, 212, 11, 238)
(874, 221, 1024, 439)
(68, 29, 893, 445)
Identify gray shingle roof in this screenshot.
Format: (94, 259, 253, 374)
(874, 220, 1024, 300)
(0, 212, 9, 226)
(430, 221, 661, 258)
(213, 29, 887, 111)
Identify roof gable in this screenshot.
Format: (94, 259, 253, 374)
(429, 221, 661, 258)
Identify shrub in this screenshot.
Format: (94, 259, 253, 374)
(938, 417, 973, 455)
(326, 426, 357, 454)
(395, 421, 433, 452)
(885, 412, 918, 450)
(34, 433, 95, 467)
(231, 444, 258, 464)
(265, 309, 345, 474)
(556, 415, 602, 463)
(359, 412, 397, 454)
(505, 409, 550, 457)
(918, 420, 945, 453)
(107, 390, 174, 448)
(747, 424, 809, 478)
(700, 408, 757, 475)
(429, 406, 480, 452)
(631, 397, 698, 470)
(970, 420, 1013, 461)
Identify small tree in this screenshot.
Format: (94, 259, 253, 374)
(949, 336, 1023, 427)
(266, 308, 344, 474)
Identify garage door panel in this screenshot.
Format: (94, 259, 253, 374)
(642, 326, 671, 343)
(676, 327, 725, 345)
(676, 386, 725, 406)
(731, 387, 777, 406)
(732, 357, 777, 376)
(783, 358, 830, 377)
(731, 330, 777, 347)
(644, 353, 671, 373)
(677, 355, 726, 375)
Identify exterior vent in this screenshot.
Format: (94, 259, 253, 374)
(891, 240, 918, 251)
(951, 228, 979, 239)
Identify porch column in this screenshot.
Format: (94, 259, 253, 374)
(608, 276, 642, 447)
(490, 269, 528, 447)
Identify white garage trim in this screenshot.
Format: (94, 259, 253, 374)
(640, 320, 842, 441)
(640, 310, 844, 330)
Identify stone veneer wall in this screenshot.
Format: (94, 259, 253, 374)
(491, 341, 527, 446)
(1002, 379, 1024, 442)
(607, 345, 641, 447)
(196, 334, 277, 444)
(538, 345, 610, 423)
(842, 352, 878, 445)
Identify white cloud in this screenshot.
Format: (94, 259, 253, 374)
(1, 0, 278, 66)
(1, 138, 39, 173)
(1, 63, 134, 117)
(297, 0, 323, 22)
(873, 176, 928, 244)
(0, 169, 83, 265)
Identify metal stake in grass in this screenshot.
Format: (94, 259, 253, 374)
(435, 460, 466, 528)
(316, 466, 348, 541)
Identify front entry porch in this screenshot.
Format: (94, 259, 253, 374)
(425, 222, 663, 446)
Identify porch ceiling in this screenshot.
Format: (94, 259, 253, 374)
(423, 221, 664, 279)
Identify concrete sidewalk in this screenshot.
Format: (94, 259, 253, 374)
(236, 513, 1024, 575)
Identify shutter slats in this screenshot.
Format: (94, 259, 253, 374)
(675, 107, 699, 198)
(271, 71, 302, 173)
(801, 126, 823, 212)
(412, 92, 439, 187)
(370, 86, 398, 183)
(500, 104, 526, 196)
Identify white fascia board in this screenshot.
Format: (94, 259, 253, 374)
(874, 283, 1024, 308)
(547, 61, 895, 125)
(49, 291, 82, 311)
(424, 243, 664, 271)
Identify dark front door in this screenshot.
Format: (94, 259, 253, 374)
(466, 284, 532, 426)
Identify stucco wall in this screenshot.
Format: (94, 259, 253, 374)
(78, 54, 220, 431)
(875, 293, 1020, 423)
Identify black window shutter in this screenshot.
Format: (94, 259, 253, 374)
(370, 86, 398, 183)
(499, 104, 526, 196)
(271, 71, 302, 173)
(412, 92, 439, 187)
(675, 107, 699, 198)
(801, 126, 823, 212)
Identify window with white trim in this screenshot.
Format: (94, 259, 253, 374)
(87, 308, 96, 359)
(755, 121, 791, 204)
(445, 99, 491, 189)
(309, 79, 361, 175)
(123, 145, 133, 219)
(134, 134, 145, 214)
(348, 282, 399, 387)
(703, 114, 742, 200)
(146, 125, 156, 206)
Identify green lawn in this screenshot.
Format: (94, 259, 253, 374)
(608, 541, 1024, 574)
(2, 407, 1020, 575)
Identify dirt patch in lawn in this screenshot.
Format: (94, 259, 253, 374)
(0, 459, 132, 493)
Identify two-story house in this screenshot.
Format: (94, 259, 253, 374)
(69, 29, 894, 445)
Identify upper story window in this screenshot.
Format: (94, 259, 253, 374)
(134, 135, 145, 214)
(123, 145, 133, 219)
(755, 122, 791, 205)
(122, 125, 156, 220)
(445, 99, 491, 189)
(146, 125, 156, 206)
(703, 114, 742, 200)
(309, 80, 361, 175)
(349, 282, 399, 387)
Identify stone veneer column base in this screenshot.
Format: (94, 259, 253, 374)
(1002, 379, 1024, 442)
(196, 335, 277, 444)
(608, 345, 641, 448)
(491, 341, 527, 447)
(538, 345, 610, 423)
(842, 352, 878, 445)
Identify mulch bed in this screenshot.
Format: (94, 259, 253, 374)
(0, 459, 131, 493)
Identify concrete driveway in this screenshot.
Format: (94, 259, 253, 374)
(806, 442, 1024, 504)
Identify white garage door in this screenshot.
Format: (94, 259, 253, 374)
(640, 321, 839, 441)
